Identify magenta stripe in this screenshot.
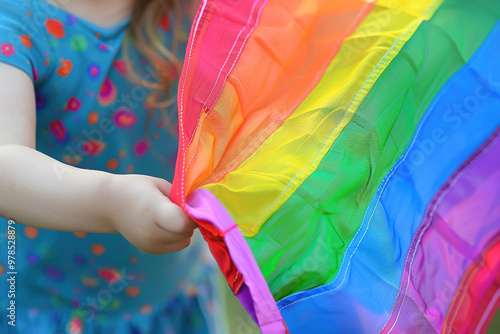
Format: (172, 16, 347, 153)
(186, 188, 287, 333)
(174, 0, 268, 205)
(182, 0, 267, 140)
(381, 128, 500, 333)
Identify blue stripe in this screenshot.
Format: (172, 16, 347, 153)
(277, 19, 500, 334)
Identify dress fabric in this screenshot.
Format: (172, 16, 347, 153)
(0, 0, 225, 333)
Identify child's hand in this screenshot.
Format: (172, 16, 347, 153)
(106, 174, 197, 255)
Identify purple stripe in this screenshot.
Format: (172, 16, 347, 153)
(381, 128, 500, 333)
(186, 188, 287, 333)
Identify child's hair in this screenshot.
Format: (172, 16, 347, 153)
(123, 0, 185, 149)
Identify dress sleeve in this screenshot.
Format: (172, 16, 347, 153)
(0, 1, 50, 83)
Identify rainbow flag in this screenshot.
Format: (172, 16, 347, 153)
(170, 0, 500, 332)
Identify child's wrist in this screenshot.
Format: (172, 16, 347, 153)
(88, 170, 120, 234)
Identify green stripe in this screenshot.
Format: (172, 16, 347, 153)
(247, 0, 500, 300)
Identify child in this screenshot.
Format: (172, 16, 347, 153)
(0, 0, 226, 332)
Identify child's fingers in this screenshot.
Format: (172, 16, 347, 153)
(164, 238, 192, 253)
(140, 238, 192, 255)
(152, 177, 172, 197)
(156, 201, 197, 234)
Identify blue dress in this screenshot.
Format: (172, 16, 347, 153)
(0, 0, 226, 333)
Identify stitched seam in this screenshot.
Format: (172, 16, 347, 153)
(204, 113, 286, 184)
(246, 19, 415, 235)
(184, 0, 267, 192)
(185, 111, 207, 170)
(180, 0, 208, 204)
(278, 13, 463, 311)
(444, 266, 479, 333)
(232, 271, 240, 288)
(203, 1, 375, 185)
(206, 0, 268, 113)
(222, 224, 238, 237)
(386, 132, 500, 333)
(202, 0, 261, 109)
(476, 289, 500, 333)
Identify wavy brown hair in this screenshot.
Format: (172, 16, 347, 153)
(123, 0, 185, 156)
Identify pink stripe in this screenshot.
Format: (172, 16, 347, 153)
(186, 188, 287, 333)
(183, 0, 266, 143)
(382, 129, 500, 333)
(173, 0, 268, 206)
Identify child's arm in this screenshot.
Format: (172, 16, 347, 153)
(0, 63, 195, 254)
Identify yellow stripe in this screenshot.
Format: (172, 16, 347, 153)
(203, 0, 444, 237)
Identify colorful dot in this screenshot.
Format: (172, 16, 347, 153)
(111, 299, 121, 310)
(82, 140, 106, 157)
(129, 256, 138, 264)
(70, 35, 87, 51)
(45, 19, 65, 39)
(0, 264, 5, 276)
(112, 107, 137, 129)
(27, 253, 39, 264)
(32, 66, 39, 82)
(91, 243, 105, 256)
(49, 38, 60, 49)
(63, 96, 81, 112)
(57, 58, 73, 77)
(169, 151, 177, 167)
(0, 42, 16, 57)
(97, 268, 122, 283)
(45, 264, 63, 281)
(24, 226, 39, 239)
(74, 232, 87, 238)
(113, 59, 128, 76)
(29, 307, 39, 317)
(51, 294, 65, 307)
(98, 78, 117, 106)
(119, 150, 127, 158)
(19, 35, 32, 50)
(123, 313, 131, 320)
(126, 165, 134, 173)
(156, 120, 165, 129)
(144, 93, 158, 110)
(35, 92, 45, 108)
(88, 63, 100, 80)
(49, 120, 67, 143)
(74, 254, 86, 265)
(81, 276, 98, 287)
(133, 140, 148, 157)
(185, 284, 198, 297)
(63, 155, 82, 166)
(126, 286, 140, 298)
(106, 158, 119, 171)
(67, 316, 83, 334)
(160, 14, 170, 31)
(66, 14, 77, 26)
(139, 304, 152, 315)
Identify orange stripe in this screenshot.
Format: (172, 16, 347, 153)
(183, 0, 375, 196)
